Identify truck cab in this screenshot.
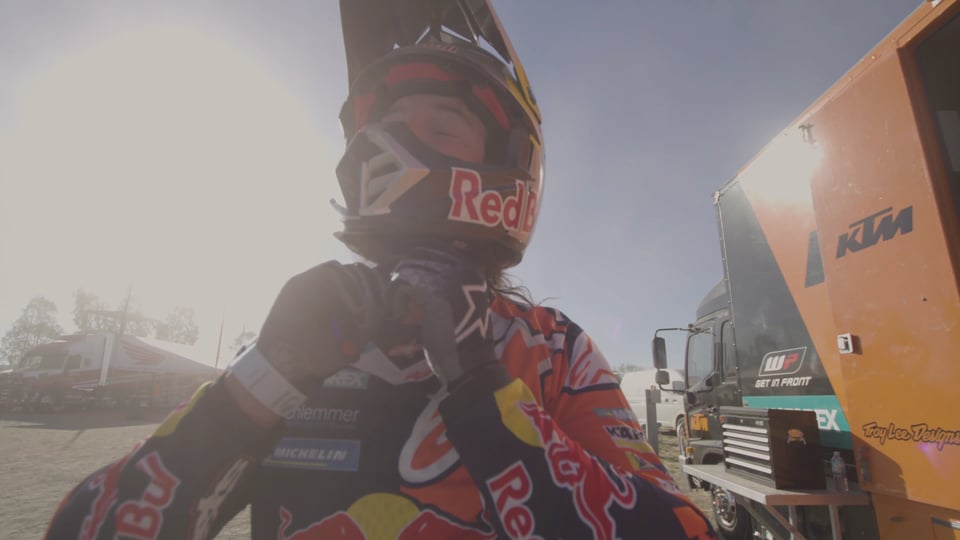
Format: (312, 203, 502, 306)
(2, 333, 220, 412)
(681, 280, 743, 469)
(655, 281, 756, 539)
(14, 335, 104, 411)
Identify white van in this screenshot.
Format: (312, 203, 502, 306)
(619, 368, 686, 434)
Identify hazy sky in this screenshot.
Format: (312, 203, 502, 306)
(0, 0, 920, 369)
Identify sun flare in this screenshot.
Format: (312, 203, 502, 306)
(1, 22, 346, 360)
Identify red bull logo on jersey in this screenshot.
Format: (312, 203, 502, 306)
(448, 168, 538, 235)
(518, 401, 638, 540)
(81, 444, 141, 540)
(114, 452, 180, 540)
(279, 509, 363, 540)
(278, 494, 496, 540)
(487, 462, 541, 539)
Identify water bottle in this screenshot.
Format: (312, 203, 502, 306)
(831, 451, 849, 492)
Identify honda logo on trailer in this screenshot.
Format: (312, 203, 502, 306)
(758, 347, 807, 377)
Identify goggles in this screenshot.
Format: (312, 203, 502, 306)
(341, 59, 514, 146)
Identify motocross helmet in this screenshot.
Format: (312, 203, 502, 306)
(334, 0, 543, 269)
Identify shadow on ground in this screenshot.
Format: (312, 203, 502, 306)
(0, 408, 173, 430)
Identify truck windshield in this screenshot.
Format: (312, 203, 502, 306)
(20, 353, 66, 371)
(686, 330, 714, 388)
(19, 342, 68, 371)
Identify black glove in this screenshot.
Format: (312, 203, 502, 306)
(254, 261, 384, 389)
(386, 247, 498, 388)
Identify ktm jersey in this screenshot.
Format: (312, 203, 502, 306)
(47, 294, 716, 539)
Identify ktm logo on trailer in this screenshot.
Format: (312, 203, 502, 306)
(836, 206, 913, 258)
(758, 347, 807, 377)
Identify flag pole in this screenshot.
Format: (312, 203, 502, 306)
(214, 310, 225, 369)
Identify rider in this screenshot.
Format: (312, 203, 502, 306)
(47, 3, 716, 538)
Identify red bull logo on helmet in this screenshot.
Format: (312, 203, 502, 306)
(448, 167, 538, 235)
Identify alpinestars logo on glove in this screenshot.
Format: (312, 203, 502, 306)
(448, 168, 538, 234)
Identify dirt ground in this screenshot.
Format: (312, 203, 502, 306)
(655, 431, 715, 518)
(0, 408, 252, 539)
(1, 408, 713, 539)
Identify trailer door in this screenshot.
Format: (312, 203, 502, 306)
(808, 3, 960, 514)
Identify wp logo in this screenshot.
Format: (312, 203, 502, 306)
(758, 347, 806, 377)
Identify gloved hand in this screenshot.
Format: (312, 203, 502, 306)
(385, 247, 498, 388)
(238, 261, 384, 395)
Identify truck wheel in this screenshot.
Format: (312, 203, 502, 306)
(711, 485, 751, 540)
(29, 392, 50, 413)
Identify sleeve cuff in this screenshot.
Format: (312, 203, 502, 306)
(197, 377, 285, 455)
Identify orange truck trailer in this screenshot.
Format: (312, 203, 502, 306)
(655, 1, 960, 538)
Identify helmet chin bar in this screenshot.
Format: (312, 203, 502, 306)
(334, 122, 537, 268)
(334, 123, 441, 218)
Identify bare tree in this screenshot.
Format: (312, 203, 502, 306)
(1, 297, 64, 366)
(72, 289, 153, 337)
(155, 306, 200, 345)
(73, 289, 110, 332)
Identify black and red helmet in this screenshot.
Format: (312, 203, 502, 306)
(334, 0, 543, 269)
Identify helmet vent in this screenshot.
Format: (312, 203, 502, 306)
(356, 127, 429, 217)
(368, 158, 400, 181)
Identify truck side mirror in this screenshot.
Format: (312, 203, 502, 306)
(655, 369, 670, 386)
(652, 337, 667, 369)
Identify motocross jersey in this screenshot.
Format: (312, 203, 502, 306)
(47, 294, 716, 539)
